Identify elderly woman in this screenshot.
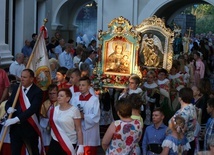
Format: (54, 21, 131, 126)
(141, 70, 160, 126)
(47, 88, 84, 155)
(49, 58, 59, 81)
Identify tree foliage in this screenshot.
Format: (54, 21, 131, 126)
(184, 4, 214, 34)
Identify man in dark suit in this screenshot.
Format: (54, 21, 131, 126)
(5, 69, 43, 155)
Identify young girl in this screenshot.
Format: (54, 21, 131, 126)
(128, 93, 144, 155)
(161, 115, 190, 155)
(102, 98, 142, 155)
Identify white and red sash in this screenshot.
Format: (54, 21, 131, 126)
(49, 107, 75, 155)
(19, 89, 46, 155)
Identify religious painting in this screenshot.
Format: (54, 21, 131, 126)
(134, 16, 174, 71)
(97, 16, 141, 88)
(104, 36, 133, 75)
(35, 66, 51, 91)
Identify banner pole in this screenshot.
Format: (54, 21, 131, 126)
(0, 18, 48, 152)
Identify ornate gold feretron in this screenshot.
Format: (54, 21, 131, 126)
(97, 16, 142, 88)
(134, 15, 174, 71)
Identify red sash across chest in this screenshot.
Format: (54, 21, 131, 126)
(50, 108, 74, 155)
(19, 90, 45, 155)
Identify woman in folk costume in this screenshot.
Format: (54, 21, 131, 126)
(40, 84, 58, 152)
(141, 70, 160, 126)
(157, 68, 173, 125)
(169, 61, 185, 112)
(178, 55, 190, 87)
(119, 74, 142, 100)
(48, 88, 84, 155)
(186, 56, 195, 87)
(193, 51, 205, 87)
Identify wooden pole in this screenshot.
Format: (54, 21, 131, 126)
(0, 18, 48, 152)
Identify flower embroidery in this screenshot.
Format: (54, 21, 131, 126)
(123, 124, 133, 134)
(126, 136, 134, 145)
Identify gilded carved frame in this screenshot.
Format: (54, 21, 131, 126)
(134, 16, 174, 71)
(98, 16, 141, 88)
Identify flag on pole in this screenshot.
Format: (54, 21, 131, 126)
(29, 26, 51, 91)
(27, 24, 50, 155)
(0, 20, 49, 155)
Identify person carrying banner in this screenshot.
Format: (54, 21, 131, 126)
(4, 69, 43, 155)
(48, 88, 84, 155)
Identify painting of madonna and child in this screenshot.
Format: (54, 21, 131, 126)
(104, 38, 133, 75)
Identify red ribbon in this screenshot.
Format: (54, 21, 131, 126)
(40, 25, 48, 39)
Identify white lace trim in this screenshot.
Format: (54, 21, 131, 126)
(143, 82, 158, 88)
(162, 139, 191, 153)
(169, 73, 182, 79)
(157, 79, 169, 85)
(129, 88, 142, 94)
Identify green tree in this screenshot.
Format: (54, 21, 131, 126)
(184, 4, 214, 34)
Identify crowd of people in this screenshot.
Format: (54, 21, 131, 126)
(0, 30, 213, 155)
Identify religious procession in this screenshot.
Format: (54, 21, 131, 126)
(0, 1, 214, 155)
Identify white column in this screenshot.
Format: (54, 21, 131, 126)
(97, 0, 103, 31)
(8, 0, 14, 51)
(14, 0, 36, 55)
(0, 0, 13, 67)
(98, 0, 136, 31)
(0, 0, 6, 44)
(133, 0, 139, 26)
(38, 1, 46, 29)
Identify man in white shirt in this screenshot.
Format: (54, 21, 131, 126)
(9, 53, 25, 81)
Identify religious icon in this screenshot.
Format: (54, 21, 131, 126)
(105, 39, 131, 74)
(98, 16, 140, 88)
(140, 33, 164, 67)
(135, 15, 174, 71)
(35, 66, 51, 91)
